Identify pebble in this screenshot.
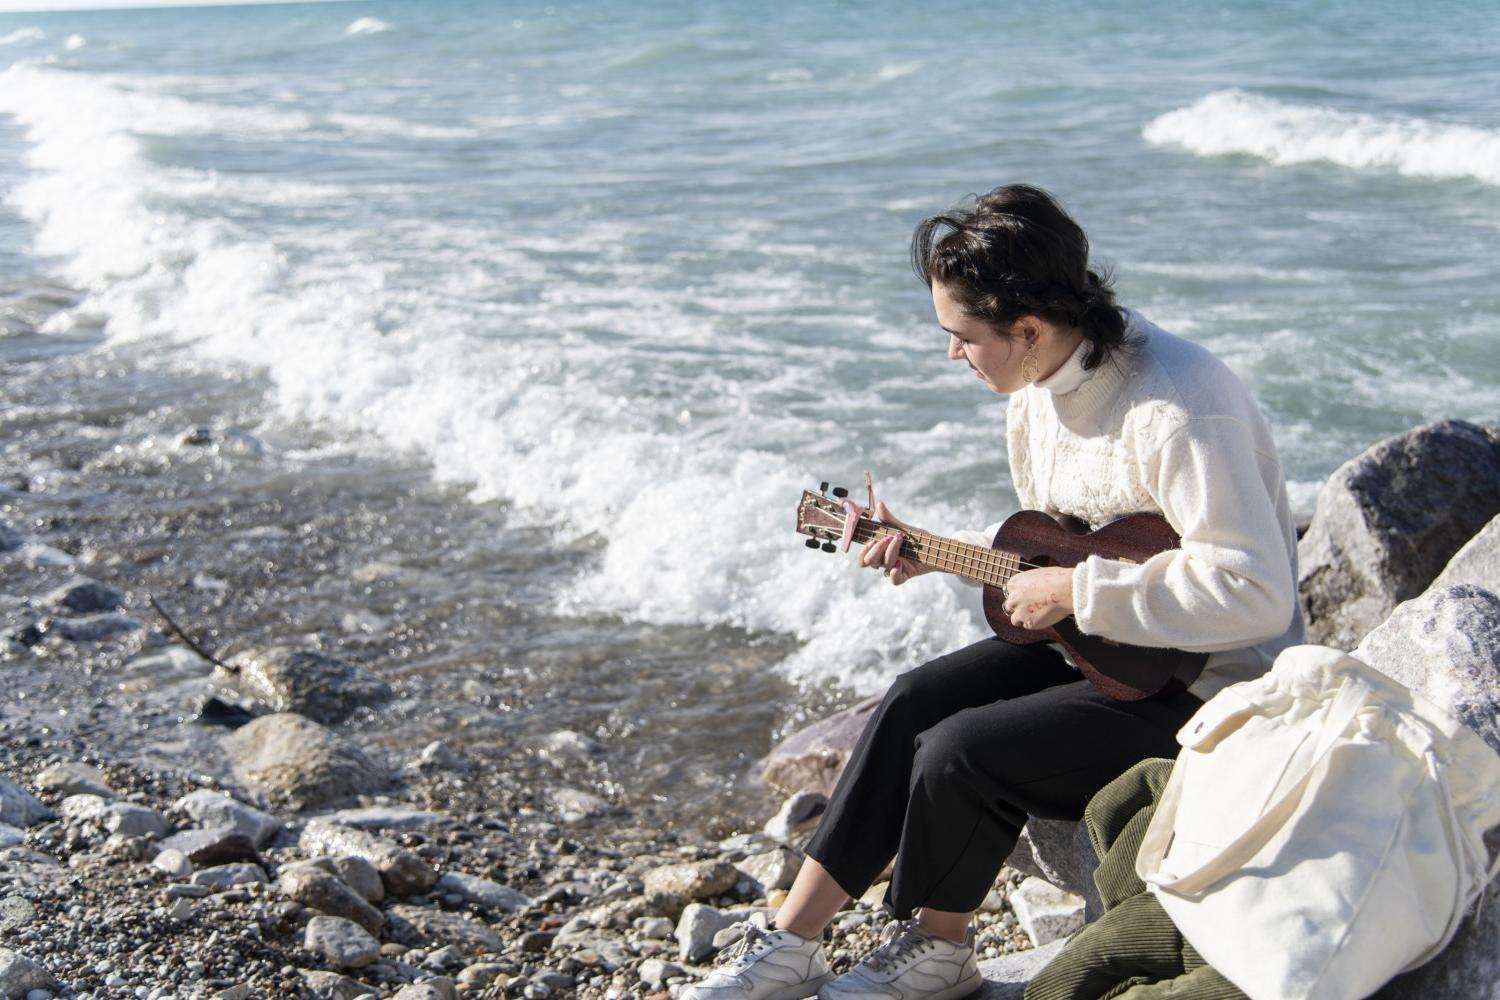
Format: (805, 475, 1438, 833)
(151, 849, 193, 878)
(168, 897, 194, 921)
(304, 915, 381, 969)
(0, 896, 36, 933)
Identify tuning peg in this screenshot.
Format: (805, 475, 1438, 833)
(805, 538, 820, 549)
(821, 542, 837, 553)
(819, 481, 830, 494)
(831, 486, 848, 498)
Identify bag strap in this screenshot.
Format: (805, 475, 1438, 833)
(1139, 675, 1371, 898)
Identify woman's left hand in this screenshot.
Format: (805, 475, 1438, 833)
(1002, 566, 1076, 631)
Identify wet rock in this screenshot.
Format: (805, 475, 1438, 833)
(1432, 513, 1500, 593)
(1298, 420, 1500, 649)
(552, 787, 614, 823)
(643, 860, 737, 901)
(0, 897, 35, 933)
(738, 847, 801, 892)
(151, 848, 192, 878)
(305, 915, 381, 969)
(279, 865, 384, 937)
(973, 938, 1071, 1000)
(173, 790, 281, 848)
(1010, 877, 1086, 946)
(764, 791, 828, 842)
(44, 577, 124, 613)
(542, 730, 603, 765)
(434, 871, 530, 912)
(0, 779, 52, 828)
(190, 862, 268, 890)
(299, 970, 378, 1000)
(760, 696, 878, 796)
(34, 762, 114, 798)
(225, 646, 392, 724)
(156, 825, 259, 866)
(300, 819, 437, 897)
(317, 805, 442, 832)
(1353, 585, 1500, 752)
(0, 948, 55, 998)
(48, 613, 142, 642)
(384, 905, 502, 954)
(223, 713, 387, 812)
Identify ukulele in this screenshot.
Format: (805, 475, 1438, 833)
(794, 480, 1206, 701)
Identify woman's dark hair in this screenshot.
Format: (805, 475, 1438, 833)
(911, 184, 1126, 370)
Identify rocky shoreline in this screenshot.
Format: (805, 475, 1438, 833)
(4, 332, 1499, 1000)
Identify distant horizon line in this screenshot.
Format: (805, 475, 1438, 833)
(0, 0, 365, 13)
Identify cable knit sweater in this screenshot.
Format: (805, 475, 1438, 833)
(953, 310, 1304, 700)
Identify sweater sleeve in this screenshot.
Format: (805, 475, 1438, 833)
(1071, 415, 1296, 652)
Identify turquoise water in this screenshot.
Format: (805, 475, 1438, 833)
(2, 0, 1498, 698)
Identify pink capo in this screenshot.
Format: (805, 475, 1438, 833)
(837, 470, 878, 552)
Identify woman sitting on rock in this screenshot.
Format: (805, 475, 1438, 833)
(683, 184, 1304, 1000)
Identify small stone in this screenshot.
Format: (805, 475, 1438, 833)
(152, 848, 193, 878)
(226, 646, 393, 725)
(0, 825, 23, 850)
(433, 871, 530, 912)
(327, 855, 384, 903)
(642, 860, 737, 901)
(45, 577, 124, 613)
(675, 904, 772, 963)
(0, 897, 36, 933)
(1010, 876, 1086, 946)
(168, 897, 194, 921)
(634, 916, 674, 939)
(34, 762, 114, 798)
(105, 974, 127, 988)
(26, 989, 51, 1000)
(299, 819, 436, 897)
(300, 969, 380, 999)
(0, 778, 53, 828)
(522, 985, 550, 1000)
(763, 792, 828, 842)
(278, 865, 384, 936)
(518, 931, 555, 953)
(738, 847, 801, 892)
(456, 963, 507, 989)
(305, 915, 381, 969)
(224, 713, 388, 813)
(535, 971, 574, 992)
(173, 790, 282, 848)
(49, 613, 142, 642)
(166, 883, 211, 899)
(407, 740, 467, 772)
(541, 730, 603, 764)
(213, 986, 253, 1000)
(383, 904, 501, 953)
(637, 958, 684, 990)
(191, 862, 269, 889)
(157, 825, 259, 865)
(551, 787, 614, 823)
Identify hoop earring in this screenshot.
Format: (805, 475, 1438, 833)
(1020, 346, 1041, 383)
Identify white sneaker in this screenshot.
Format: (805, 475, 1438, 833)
(680, 922, 834, 1000)
(818, 919, 981, 1000)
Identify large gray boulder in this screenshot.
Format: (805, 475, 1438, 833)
(1353, 584, 1500, 999)
(975, 939, 1070, 999)
(224, 646, 392, 724)
(1432, 514, 1500, 594)
(222, 713, 386, 812)
(1009, 820, 1102, 920)
(1298, 420, 1500, 650)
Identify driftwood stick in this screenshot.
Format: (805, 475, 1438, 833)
(147, 594, 234, 672)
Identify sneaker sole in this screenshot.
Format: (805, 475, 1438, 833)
(762, 974, 834, 1000)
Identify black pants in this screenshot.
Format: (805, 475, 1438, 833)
(802, 637, 1202, 919)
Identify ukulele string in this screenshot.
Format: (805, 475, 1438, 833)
(833, 509, 1049, 572)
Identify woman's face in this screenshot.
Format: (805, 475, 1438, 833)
(932, 280, 1028, 394)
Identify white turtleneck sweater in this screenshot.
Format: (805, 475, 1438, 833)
(953, 310, 1304, 700)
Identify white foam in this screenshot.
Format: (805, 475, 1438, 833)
(1143, 89, 1500, 187)
(345, 17, 392, 36)
(0, 62, 992, 695)
(64, 33, 86, 49)
(0, 28, 44, 46)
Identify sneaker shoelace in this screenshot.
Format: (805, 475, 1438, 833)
(864, 919, 935, 972)
(716, 922, 772, 968)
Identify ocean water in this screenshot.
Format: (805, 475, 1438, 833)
(2, 0, 1498, 806)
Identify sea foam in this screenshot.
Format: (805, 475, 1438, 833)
(1144, 89, 1500, 187)
(345, 17, 393, 36)
(0, 28, 44, 46)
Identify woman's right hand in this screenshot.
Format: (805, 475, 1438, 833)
(857, 501, 935, 587)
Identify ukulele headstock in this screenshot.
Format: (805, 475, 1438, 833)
(796, 488, 848, 552)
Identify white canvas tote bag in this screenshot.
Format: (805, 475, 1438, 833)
(1136, 644, 1500, 1000)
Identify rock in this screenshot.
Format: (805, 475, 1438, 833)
(59, 795, 166, 839)
(0, 826, 22, 850)
(34, 762, 114, 798)
(542, 730, 603, 764)
(1432, 514, 1500, 594)
(0, 780, 51, 830)
(635, 916, 675, 939)
(535, 972, 575, 993)
(48, 614, 142, 642)
(156, 826, 259, 866)
(551, 787, 614, 823)
(406, 741, 467, 773)
(1353, 585, 1500, 752)
(325, 855, 384, 904)
(305, 916, 381, 969)
(278, 865, 384, 937)
(168, 897, 194, 921)
(517, 931, 554, 953)
(637, 958, 686, 990)
(1298, 420, 1500, 649)
(760, 696, 879, 795)
(223, 713, 387, 812)
(317, 806, 442, 832)
(0, 897, 35, 933)
(213, 986, 252, 1000)
(738, 847, 801, 892)
(151, 849, 192, 878)
(44, 577, 124, 613)
(1009, 819, 1104, 920)
(391, 982, 457, 1000)
(674, 904, 770, 963)
(167, 883, 210, 898)
(225, 646, 392, 724)
(299, 819, 437, 897)
(434, 871, 530, 912)
(764, 792, 828, 842)
(299, 970, 378, 999)
(1010, 877, 1086, 946)
(190, 862, 268, 890)
(0, 523, 22, 553)
(0, 949, 55, 998)
(384, 904, 502, 954)
(974, 938, 1071, 999)
(456, 964, 508, 990)
(643, 860, 737, 901)
(173, 790, 281, 848)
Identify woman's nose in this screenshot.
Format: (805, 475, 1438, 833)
(947, 335, 964, 361)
